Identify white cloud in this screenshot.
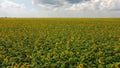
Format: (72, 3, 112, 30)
(68, 0, 120, 11)
(0, 0, 25, 8)
(0, 0, 120, 17)
(0, 0, 42, 17)
(32, 0, 120, 11)
(99, 0, 120, 10)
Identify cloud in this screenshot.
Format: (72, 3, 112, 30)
(0, 0, 42, 17)
(32, 0, 89, 9)
(0, 0, 120, 17)
(65, 0, 84, 4)
(66, 0, 120, 11)
(32, 0, 120, 11)
(99, 0, 120, 10)
(0, 7, 49, 17)
(0, 0, 25, 8)
(32, 0, 62, 8)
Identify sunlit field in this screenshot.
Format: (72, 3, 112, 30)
(0, 18, 120, 68)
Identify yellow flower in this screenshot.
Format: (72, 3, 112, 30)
(53, 55, 58, 59)
(97, 51, 103, 56)
(76, 52, 79, 55)
(25, 49, 30, 53)
(68, 58, 73, 62)
(8, 48, 12, 51)
(115, 62, 120, 68)
(69, 51, 73, 55)
(114, 46, 119, 52)
(77, 64, 84, 68)
(13, 63, 19, 68)
(44, 63, 50, 67)
(61, 52, 65, 56)
(41, 56, 46, 60)
(81, 56, 85, 61)
(0, 55, 4, 59)
(47, 53, 51, 58)
(20, 63, 30, 68)
(3, 58, 8, 64)
(10, 57, 15, 62)
(29, 56, 33, 59)
(118, 37, 120, 41)
(20, 65, 25, 68)
(98, 58, 104, 64)
(107, 57, 112, 61)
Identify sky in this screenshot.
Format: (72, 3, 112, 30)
(0, 0, 120, 18)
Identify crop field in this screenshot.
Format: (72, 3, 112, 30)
(0, 18, 120, 68)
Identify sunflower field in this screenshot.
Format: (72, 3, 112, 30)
(0, 18, 120, 68)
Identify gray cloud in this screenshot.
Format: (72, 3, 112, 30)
(33, 0, 63, 7)
(32, 0, 90, 8)
(0, 0, 120, 17)
(32, 0, 120, 11)
(66, 0, 91, 4)
(65, 0, 83, 4)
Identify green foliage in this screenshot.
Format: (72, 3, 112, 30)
(0, 18, 120, 68)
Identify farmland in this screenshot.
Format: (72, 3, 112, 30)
(0, 18, 120, 68)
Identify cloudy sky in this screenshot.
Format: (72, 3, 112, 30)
(0, 0, 120, 17)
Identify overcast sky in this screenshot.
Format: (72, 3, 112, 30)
(0, 0, 120, 18)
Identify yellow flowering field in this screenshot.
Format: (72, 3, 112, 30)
(0, 18, 120, 68)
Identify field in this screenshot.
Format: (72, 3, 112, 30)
(0, 18, 120, 68)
